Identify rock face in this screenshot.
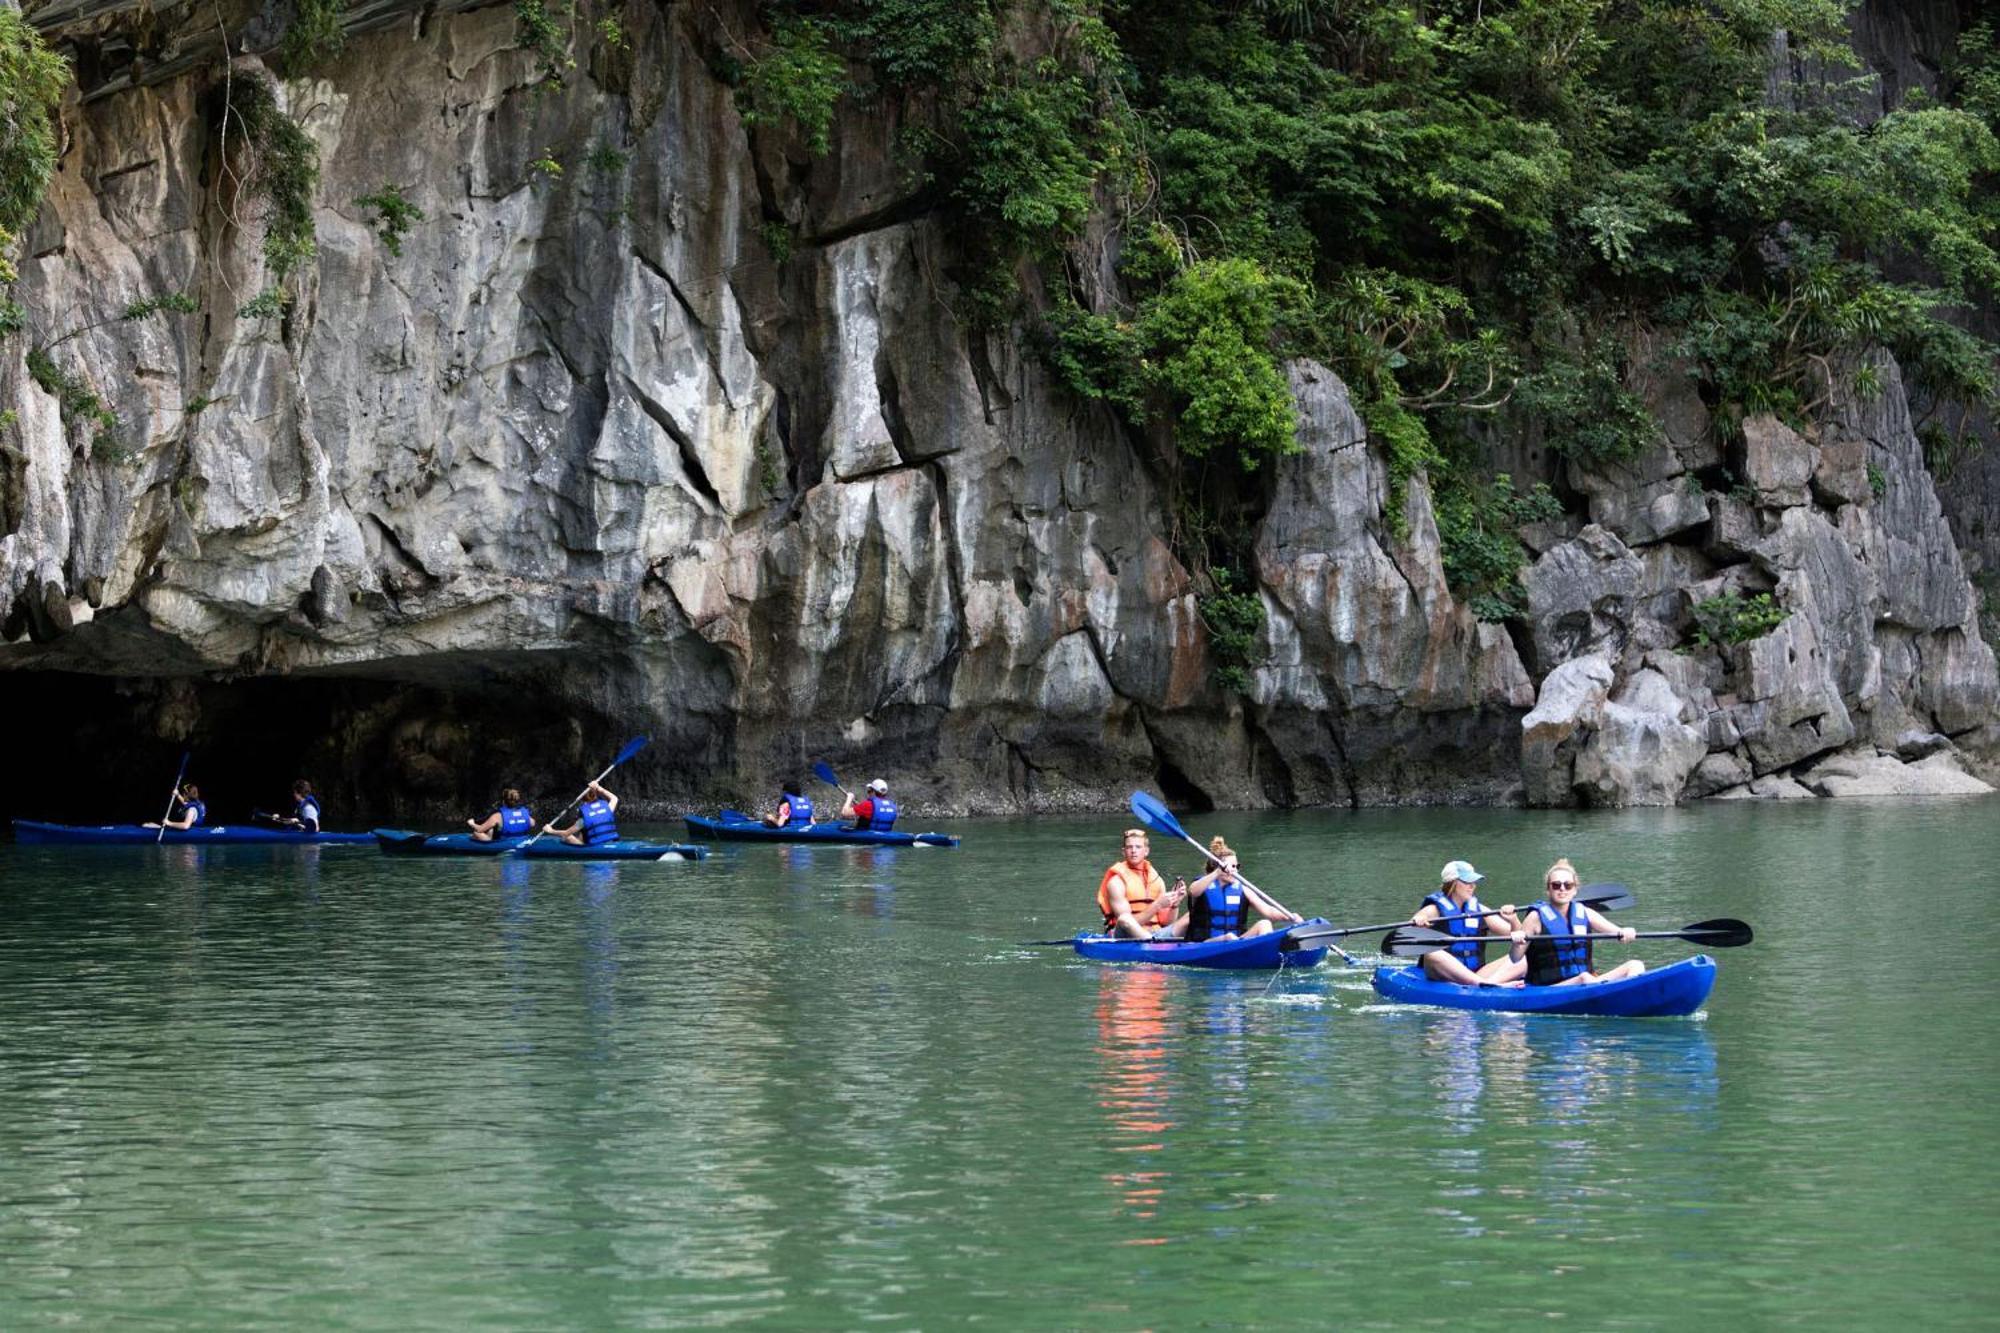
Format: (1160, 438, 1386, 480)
(0, 0, 1539, 815)
(1, 0, 1994, 817)
(1520, 351, 2000, 807)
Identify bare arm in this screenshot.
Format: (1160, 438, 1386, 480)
(1585, 907, 1635, 941)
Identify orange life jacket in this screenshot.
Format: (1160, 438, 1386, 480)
(1098, 860, 1170, 932)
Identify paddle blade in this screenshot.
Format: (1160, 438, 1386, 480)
(1383, 926, 1454, 958)
(612, 735, 651, 767)
(812, 761, 840, 788)
(1578, 883, 1636, 913)
(1128, 790, 1189, 844)
(1680, 917, 1754, 947)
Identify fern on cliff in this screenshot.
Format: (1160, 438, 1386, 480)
(0, 11, 70, 285)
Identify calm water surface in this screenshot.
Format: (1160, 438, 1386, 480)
(0, 801, 1993, 1327)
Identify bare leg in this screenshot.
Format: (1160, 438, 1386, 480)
(1244, 919, 1275, 937)
(1421, 952, 1484, 985)
(1475, 954, 1527, 986)
(1596, 959, 1645, 983)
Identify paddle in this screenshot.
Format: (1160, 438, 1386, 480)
(154, 751, 191, 843)
(1124, 790, 1349, 959)
(1281, 884, 1636, 948)
(1383, 917, 1754, 958)
(520, 735, 650, 850)
(811, 760, 844, 795)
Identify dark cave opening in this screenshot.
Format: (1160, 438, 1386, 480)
(0, 661, 632, 830)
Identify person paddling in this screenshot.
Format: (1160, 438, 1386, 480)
(268, 780, 323, 834)
(467, 788, 534, 842)
(545, 780, 619, 846)
(763, 781, 814, 829)
(1412, 860, 1523, 986)
(144, 783, 206, 831)
(1166, 837, 1301, 941)
(1097, 827, 1186, 939)
(1504, 858, 1645, 986)
(839, 778, 897, 832)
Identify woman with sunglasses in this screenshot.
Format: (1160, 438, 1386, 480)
(1506, 858, 1645, 986)
(1165, 836, 1303, 942)
(1412, 859, 1524, 985)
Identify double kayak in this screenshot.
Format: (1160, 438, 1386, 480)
(1071, 919, 1333, 970)
(1370, 955, 1717, 1017)
(684, 810, 959, 847)
(372, 829, 706, 861)
(12, 819, 373, 846)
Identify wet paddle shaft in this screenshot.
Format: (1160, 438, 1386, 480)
(155, 751, 191, 844)
(521, 736, 650, 849)
(1127, 791, 1301, 921)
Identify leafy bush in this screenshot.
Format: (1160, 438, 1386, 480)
(355, 184, 424, 258)
(281, 0, 347, 74)
(1689, 591, 1788, 647)
(1199, 569, 1265, 695)
(739, 16, 844, 155)
(1434, 472, 1564, 621)
(0, 10, 70, 282)
(225, 75, 320, 282)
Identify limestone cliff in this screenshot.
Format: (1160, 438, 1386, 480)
(0, 0, 1993, 819)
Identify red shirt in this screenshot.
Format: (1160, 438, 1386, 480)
(852, 798, 876, 822)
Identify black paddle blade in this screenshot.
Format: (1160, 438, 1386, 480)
(1578, 883, 1636, 913)
(1383, 926, 1455, 958)
(1679, 917, 1753, 947)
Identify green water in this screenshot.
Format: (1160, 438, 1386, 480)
(0, 801, 1993, 1327)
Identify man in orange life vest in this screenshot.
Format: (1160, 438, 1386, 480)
(1097, 827, 1187, 939)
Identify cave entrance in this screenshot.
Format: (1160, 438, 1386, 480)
(0, 659, 620, 829)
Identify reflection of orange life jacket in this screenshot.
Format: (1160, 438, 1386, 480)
(1098, 861, 1171, 931)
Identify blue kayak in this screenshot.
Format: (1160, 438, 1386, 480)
(1370, 955, 1717, 1017)
(372, 829, 705, 861)
(1071, 918, 1333, 970)
(13, 819, 373, 846)
(685, 809, 960, 847)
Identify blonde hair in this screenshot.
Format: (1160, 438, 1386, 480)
(1208, 835, 1235, 862)
(1122, 828, 1149, 843)
(1545, 857, 1578, 886)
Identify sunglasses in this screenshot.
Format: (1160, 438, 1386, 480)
(1547, 880, 1577, 890)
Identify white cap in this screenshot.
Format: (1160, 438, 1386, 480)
(867, 778, 888, 794)
(1440, 859, 1484, 884)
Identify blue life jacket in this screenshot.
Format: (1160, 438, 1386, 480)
(497, 805, 533, 835)
(180, 798, 207, 827)
(1424, 890, 1488, 970)
(781, 792, 814, 826)
(1188, 880, 1246, 942)
(578, 798, 618, 845)
(295, 796, 322, 833)
(865, 796, 897, 831)
(1527, 900, 1593, 985)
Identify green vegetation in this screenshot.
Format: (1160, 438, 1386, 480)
(0, 11, 69, 283)
(738, 16, 845, 154)
(1199, 568, 1265, 695)
(805, 0, 2000, 669)
(1435, 474, 1565, 622)
(25, 294, 199, 459)
(516, 0, 572, 88)
(237, 287, 291, 320)
(530, 149, 563, 182)
(1689, 591, 1789, 647)
(355, 184, 424, 258)
(225, 75, 320, 281)
(280, 0, 347, 74)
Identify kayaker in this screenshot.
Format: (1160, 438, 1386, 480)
(1171, 837, 1302, 941)
(839, 778, 898, 832)
(1097, 828, 1186, 939)
(546, 781, 620, 846)
(144, 783, 206, 831)
(763, 782, 815, 828)
(1412, 860, 1523, 986)
(1505, 858, 1645, 986)
(467, 788, 535, 842)
(268, 780, 323, 834)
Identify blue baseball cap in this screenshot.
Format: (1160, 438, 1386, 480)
(1440, 860, 1484, 884)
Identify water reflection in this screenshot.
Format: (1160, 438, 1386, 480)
(1093, 970, 1174, 1234)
